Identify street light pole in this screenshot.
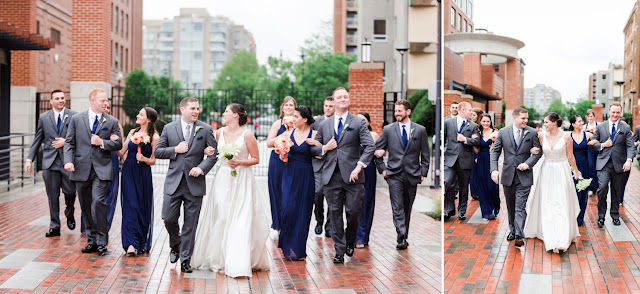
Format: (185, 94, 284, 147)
(433, 0, 442, 189)
(396, 47, 408, 100)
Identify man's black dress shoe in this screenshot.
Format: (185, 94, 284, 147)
(67, 217, 76, 230)
(82, 244, 98, 253)
(507, 232, 516, 241)
(396, 239, 409, 250)
(613, 218, 621, 226)
(514, 236, 524, 247)
(97, 245, 108, 256)
(325, 230, 332, 238)
(346, 244, 355, 257)
(598, 218, 605, 228)
(314, 225, 322, 235)
(45, 228, 60, 237)
(181, 261, 193, 273)
(458, 213, 466, 221)
(333, 254, 344, 264)
(170, 250, 179, 264)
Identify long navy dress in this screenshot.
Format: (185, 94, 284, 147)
(120, 140, 154, 253)
(476, 134, 500, 219)
(80, 151, 119, 233)
(572, 132, 589, 226)
(586, 122, 599, 192)
(469, 149, 480, 201)
(268, 120, 286, 230)
(356, 146, 376, 247)
(278, 130, 314, 259)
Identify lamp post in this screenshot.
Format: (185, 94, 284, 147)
(396, 47, 408, 100)
(116, 71, 124, 112)
(433, 0, 442, 188)
(361, 38, 371, 63)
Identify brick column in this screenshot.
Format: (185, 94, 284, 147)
(348, 62, 384, 134)
(443, 90, 462, 117)
(503, 59, 523, 125)
(633, 105, 640, 130)
(592, 104, 604, 122)
(70, 0, 112, 111)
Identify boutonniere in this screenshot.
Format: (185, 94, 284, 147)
(409, 128, 415, 139)
(97, 116, 107, 130)
(62, 114, 69, 123)
(523, 130, 530, 137)
(336, 123, 349, 139)
(193, 126, 203, 137)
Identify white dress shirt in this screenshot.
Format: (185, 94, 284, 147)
(334, 112, 349, 134)
(53, 108, 64, 126)
(399, 120, 412, 136)
(88, 109, 102, 130)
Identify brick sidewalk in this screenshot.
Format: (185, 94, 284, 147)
(444, 166, 640, 294)
(0, 175, 441, 293)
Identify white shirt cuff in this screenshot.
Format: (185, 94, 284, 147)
(358, 161, 367, 168)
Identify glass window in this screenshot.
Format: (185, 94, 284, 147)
(373, 19, 386, 41)
(458, 14, 462, 31)
(50, 28, 61, 44)
(451, 8, 456, 27)
(194, 22, 202, 31)
(602, 74, 607, 80)
(602, 89, 606, 95)
(464, 20, 467, 32)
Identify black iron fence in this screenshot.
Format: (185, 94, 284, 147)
(383, 92, 401, 126)
(0, 133, 37, 192)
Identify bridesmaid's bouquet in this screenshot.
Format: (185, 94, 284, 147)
(282, 116, 295, 131)
(217, 142, 241, 176)
(274, 136, 294, 164)
(131, 134, 151, 163)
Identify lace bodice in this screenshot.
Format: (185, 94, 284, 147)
(218, 128, 249, 161)
(542, 132, 568, 162)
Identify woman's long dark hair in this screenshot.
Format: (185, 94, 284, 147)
(569, 115, 582, 131)
(295, 105, 315, 126)
(479, 114, 493, 137)
(358, 111, 372, 131)
(133, 107, 158, 135)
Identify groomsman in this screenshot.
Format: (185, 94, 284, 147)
(374, 99, 429, 249)
(445, 102, 459, 121)
(443, 102, 479, 221)
(311, 96, 335, 237)
(64, 88, 122, 256)
(25, 90, 77, 237)
(311, 87, 375, 264)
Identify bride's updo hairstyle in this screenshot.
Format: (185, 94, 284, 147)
(228, 103, 248, 126)
(545, 112, 563, 128)
(569, 115, 582, 131)
(295, 105, 315, 126)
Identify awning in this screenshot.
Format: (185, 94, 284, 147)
(0, 20, 54, 50)
(449, 80, 501, 101)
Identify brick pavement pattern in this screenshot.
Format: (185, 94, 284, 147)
(0, 175, 440, 293)
(445, 166, 640, 294)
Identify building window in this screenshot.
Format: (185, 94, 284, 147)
(125, 48, 128, 71)
(126, 14, 129, 38)
(120, 45, 124, 71)
(602, 89, 606, 95)
(36, 21, 40, 35)
(451, 8, 456, 27)
(114, 42, 119, 69)
(50, 28, 61, 44)
(458, 14, 462, 31)
(121, 10, 124, 36)
(115, 7, 119, 33)
(494, 64, 499, 72)
(602, 74, 607, 80)
(464, 19, 467, 32)
(373, 19, 387, 41)
(469, 25, 473, 32)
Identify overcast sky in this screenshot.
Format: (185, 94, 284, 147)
(143, 0, 332, 64)
(474, 0, 636, 102)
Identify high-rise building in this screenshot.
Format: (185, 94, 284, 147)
(444, 0, 474, 34)
(333, 0, 359, 57)
(143, 8, 256, 89)
(590, 62, 624, 111)
(524, 84, 561, 114)
(624, 3, 639, 111)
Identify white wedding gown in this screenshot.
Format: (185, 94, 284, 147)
(523, 132, 581, 253)
(191, 128, 272, 277)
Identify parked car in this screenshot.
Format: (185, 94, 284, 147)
(251, 117, 277, 139)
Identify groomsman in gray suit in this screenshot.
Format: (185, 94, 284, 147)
(490, 107, 542, 246)
(374, 99, 429, 250)
(64, 88, 122, 255)
(25, 90, 77, 237)
(155, 97, 217, 273)
(310, 96, 334, 237)
(589, 103, 635, 228)
(445, 101, 459, 121)
(311, 88, 375, 264)
(443, 102, 479, 221)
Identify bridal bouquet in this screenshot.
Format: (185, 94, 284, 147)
(217, 142, 241, 176)
(282, 116, 295, 131)
(576, 178, 593, 192)
(131, 134, 151, 163)
(274, 135, 294, 164)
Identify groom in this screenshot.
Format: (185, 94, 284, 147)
(589, 103, 635, 228)
(490, 107, 541, 247)
(155, 97, 217, 273)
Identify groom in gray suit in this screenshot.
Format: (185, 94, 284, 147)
(589, 103, 635, 228)
(374, 99, 429, 250)
(490, 107, 542, 246)
(26, 90, 77, 237)
(155, 97, 217, 273)
(311, 87, 374, 264)
(64, 88, 122, 255)
(310, 96, 334, 237)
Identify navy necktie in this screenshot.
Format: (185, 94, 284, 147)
(56, 114, 62, 132)
(91, 115, 99, 134)
(458, 120, 465, 133)
(402, 125, 408, 149)
(336, 117, 343, 141)
(610, 123, 616, 142)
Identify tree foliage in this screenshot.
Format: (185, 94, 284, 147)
(407, 90, 435, 135)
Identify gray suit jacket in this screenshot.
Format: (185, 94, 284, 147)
(590, 120, 635, 173)
(443, 117, 479, 169)
(64, 111, 123, 181)
(311, 113, 375, 185)
(28, 108, 77, 171)
(490, 125, 542, 187)
(374, 122, 430, 186)
(310, 115, 329, 173)
(154, 120, 218, 196)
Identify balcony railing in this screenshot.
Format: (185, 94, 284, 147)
(0, 133, 37, 192)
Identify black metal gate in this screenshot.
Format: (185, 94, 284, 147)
(383, 92, 400, 126)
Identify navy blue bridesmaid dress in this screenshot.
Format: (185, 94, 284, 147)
(120, 140, 154, 253)
(469, 149, 480, 201)
(586, 122, 599, 192)
(278, 130, 314, 259)
(572, 132, 590, 226)
(268, 120, 287, 230)
(356, 146, 376, 247)
(476, 134, 500, 219)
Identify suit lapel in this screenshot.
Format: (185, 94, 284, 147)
(603, 121, 610, 140)
(517, 128, 526, 150)
(82, 111, 91, 137)
(188, 121, 198, 146)
(328, 115, 335, 142)
(47, 110, 57, 136)
(394, 122, 403, 148)
(175, 121, 185, 142)
(405, 122, 414, 151)
(338, 114, 353, 145)
(507, 126, 516, 152)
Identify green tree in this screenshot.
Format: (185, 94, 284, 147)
(546, 99, 566, 117)
(407, 90, 435, 135)
(521, 105, 541, 127)
(214, 50, 259, 107)
(571, 99, 596, 118)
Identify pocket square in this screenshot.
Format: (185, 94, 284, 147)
(197, 135, 203, 140)
(100, 127, 108, 131)
(525, 138, 531, 141)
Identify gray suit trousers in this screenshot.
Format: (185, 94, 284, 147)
(502, 176, 530, 237)
(162, 175, 203, 262)
(597, 159, 623, 219)
(75, 167, 109, 246)
(444, 160, 471, 215)
(324, 167, 364, 255)
(42, 169, 76, 230)
(387, 172, 417, 242)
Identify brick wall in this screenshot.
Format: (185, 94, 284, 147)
(0, 0, 38, 86)
(592, 104, 604, 122)
(36, 0, 72, 92)
(348, 62, 384, 134)
(71, 0, 111, 82)
(444, 47, 463, 89)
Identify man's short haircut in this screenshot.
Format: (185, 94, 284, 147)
(332, 87, 347, 98)
(512, 107, 528, 117)
(51, 89, 64, 97)
(458, 101, 471, 111)
(609, 103, 622, 110)
(324, 96, 334, 102)
(450, 101, 459, 106)
(89, 88, 105, 100)
(395, 99, 412, 110)
(180, 97, 199, 108)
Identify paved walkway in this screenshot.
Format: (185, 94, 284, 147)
(444, 165, 640, 294)
(0, 174, 441, 293)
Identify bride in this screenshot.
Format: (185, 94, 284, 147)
(523, 112, 581, 253)
(191, 103, 271, 277)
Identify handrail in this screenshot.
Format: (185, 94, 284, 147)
(0, 133, 37, 191)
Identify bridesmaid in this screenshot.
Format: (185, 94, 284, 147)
(469, 108, 483, 201)
(266, 96, 296, 231)
(585, 109, 599, 194)
(279, 105, 317, 260)
(114, 107, 159, 255)
(475, 114, 500, 220)
(569, 115, 592, 226)
(355, 112, 379, 248)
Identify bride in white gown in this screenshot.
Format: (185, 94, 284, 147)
(524, 112, 581, 253)
(191, 103, 271, 277)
